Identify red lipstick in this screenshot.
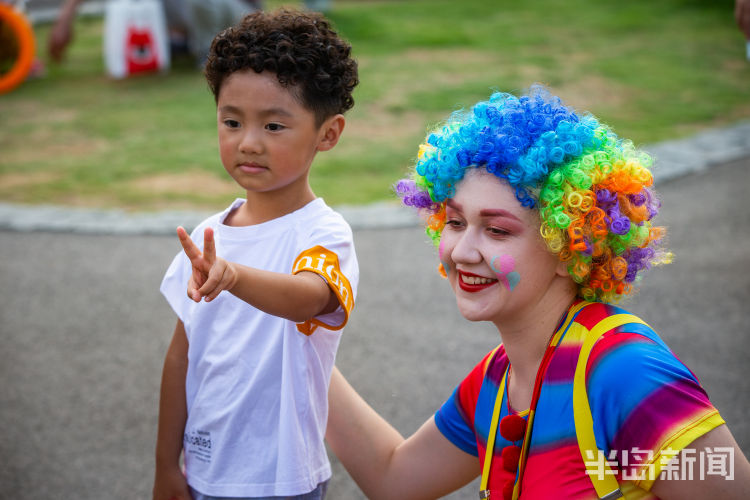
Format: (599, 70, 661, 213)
(457, 270, 498, 293)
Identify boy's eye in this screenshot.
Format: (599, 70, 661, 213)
(266, 123, 285, 131)
(224, 119, 241, 128)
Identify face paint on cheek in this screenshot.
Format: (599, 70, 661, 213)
(438, 238, 450, 274)
(490, 255, 521, 291)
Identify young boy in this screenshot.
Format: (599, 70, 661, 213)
(154, 9, 359, 500)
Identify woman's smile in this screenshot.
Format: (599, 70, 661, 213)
(458, 270, 498, 292)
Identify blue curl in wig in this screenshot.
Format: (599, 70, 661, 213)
(406, 85, 605, 208)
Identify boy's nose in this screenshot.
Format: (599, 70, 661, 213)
(239, 130, 263, 154)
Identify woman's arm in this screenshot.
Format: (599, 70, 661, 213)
(650, 424, 750, 500)
(326, 367, 479, 500)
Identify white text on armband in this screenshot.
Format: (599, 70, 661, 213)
(292, 245, 354, 334)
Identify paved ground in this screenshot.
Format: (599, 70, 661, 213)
(0, 154, 749, 499)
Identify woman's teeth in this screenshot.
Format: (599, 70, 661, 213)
(461, 275, 496, 285)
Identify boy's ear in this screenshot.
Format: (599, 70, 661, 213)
(316, 114, 346, 152)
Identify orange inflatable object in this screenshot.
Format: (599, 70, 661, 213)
(0, 3, 35, 94)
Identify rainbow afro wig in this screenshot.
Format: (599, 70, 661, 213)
(396, 85, 672, 303)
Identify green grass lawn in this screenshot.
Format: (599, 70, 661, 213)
(1, 0, 749, 212)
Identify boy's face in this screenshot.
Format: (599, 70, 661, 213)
(216, 70, 332, 200)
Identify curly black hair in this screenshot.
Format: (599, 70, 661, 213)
(205, 9, 359, 126)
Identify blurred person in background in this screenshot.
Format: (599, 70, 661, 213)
(737, 0, 750, 39)
(47, 0, 261, 66)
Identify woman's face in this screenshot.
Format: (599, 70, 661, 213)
(439, 168, 568, 324)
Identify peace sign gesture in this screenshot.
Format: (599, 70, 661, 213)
(176, 226, 238, 303)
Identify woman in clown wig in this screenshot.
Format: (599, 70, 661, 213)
(326, 85, 750, 499)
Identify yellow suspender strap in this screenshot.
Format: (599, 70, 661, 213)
(573, 313, 648, 500)
(480, 364, 508, 496)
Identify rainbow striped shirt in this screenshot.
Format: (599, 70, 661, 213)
(435, 301, 724, 499)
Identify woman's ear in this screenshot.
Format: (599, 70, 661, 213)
(555, 257, 569, 278)
(316, 114, 346, 152)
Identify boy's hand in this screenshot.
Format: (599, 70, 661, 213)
(153, 464, 193, 500)
(176, 226, 238, 303)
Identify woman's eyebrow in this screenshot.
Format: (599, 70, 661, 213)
(446, 199, 462, 211)
(479, 208, 521, 222)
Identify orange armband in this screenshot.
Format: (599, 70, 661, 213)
(292, 245, 354, 335)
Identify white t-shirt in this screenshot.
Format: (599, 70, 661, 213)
(160, 198, 359, 497)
